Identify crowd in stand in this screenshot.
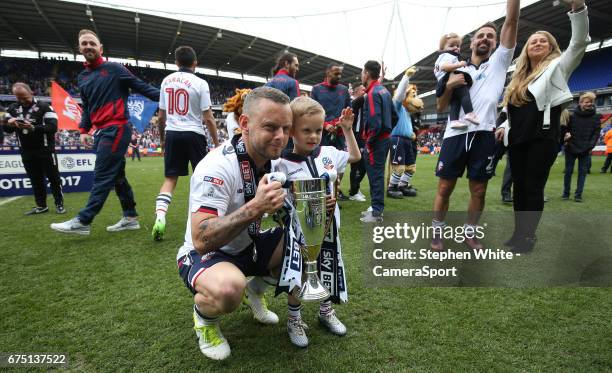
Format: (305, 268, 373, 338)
(0, 57, 257, 105)
(0, 56, 608, 151)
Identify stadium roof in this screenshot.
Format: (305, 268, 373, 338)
(0, 0, 610, 89)
(394, 0, 612, 94)
(0, 0, 364, 86)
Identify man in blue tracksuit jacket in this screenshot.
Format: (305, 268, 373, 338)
(310, 63, 352, 150)
(265, 52, 300, 150)
(264, 52, 300, 100)
(360, 60, 393, 223)
(51, 29, 159, 235)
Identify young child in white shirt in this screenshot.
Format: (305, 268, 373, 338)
(434, 32, 480, 130)
(275, 96, 360, 348)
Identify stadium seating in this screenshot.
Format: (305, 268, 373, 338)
(568, 47, 612, 92)
(0, 57, 258, 105)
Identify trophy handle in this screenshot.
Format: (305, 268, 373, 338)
(323, 177, 339, 238)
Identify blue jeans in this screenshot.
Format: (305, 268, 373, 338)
(78, 125, 137, 224)
(563, 152, 589, 198)
(365, 137, 390, 216)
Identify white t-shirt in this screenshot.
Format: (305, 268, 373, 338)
(443, 45, 515, 139)
(434, 52, 468, 81)
(275, 146, 349, 225)
(225, 113, 239, 137)
(177, 140, 280, 260)
(159, 71, 212, 136)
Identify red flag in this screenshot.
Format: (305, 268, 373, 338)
(51, 81, 82, 130)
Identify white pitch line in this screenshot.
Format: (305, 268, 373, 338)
(0, 196, 22, 206)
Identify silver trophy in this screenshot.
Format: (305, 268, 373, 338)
(293, 177, 331, 302)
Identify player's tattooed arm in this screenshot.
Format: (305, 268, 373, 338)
(191, 174, 285, 254)
(191, 203, 261, 255)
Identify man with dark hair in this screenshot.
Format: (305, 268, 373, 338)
(311, 63, 352, 150)
(177, 86, 291, 360)
(152, 45, 219, 241)
(265, 52, 300, 100)
(51, 29, 159, 235)
(359, 60, 393, 223)
(431, 0, 520, 251)
(311, 62, 352, 199)
(3, 82, 65, 215)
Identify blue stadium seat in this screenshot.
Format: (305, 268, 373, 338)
(568, 48, 612, 91)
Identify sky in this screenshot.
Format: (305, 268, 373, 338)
(64, 0, 540, 77)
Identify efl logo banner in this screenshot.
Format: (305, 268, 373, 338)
(0, 149, 95, 197)
(51, 82, 82, 130)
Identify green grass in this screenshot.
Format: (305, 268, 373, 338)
(1, 155, 611, 372)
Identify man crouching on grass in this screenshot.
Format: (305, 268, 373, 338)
(175, 87, 291, 360)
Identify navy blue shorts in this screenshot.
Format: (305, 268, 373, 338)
(177, 228, 283, 294)
(390, 136, 416, 166)
(435, 131, 496, 181)
(164, 130, 208, 177)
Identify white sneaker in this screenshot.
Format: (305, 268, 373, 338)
(449, 120, 468, 130)
(193, 308, 231, 361)
(360, 206, 374, 217)
(463, 112, 480, 125)
(50, 217, 91, 235)
(357, 190, 366, 199)
(106, 217, 141, 232)
(287, 317, 309, 348)
(349, 192, 366, 202)
(319, 309, 347, 336)
(360, 211, 383, 223)
(243, 283, 279, 325)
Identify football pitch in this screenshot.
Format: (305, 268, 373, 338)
(1, 155, 610, 371)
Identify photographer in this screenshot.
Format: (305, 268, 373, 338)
(3, 82, 65, 215)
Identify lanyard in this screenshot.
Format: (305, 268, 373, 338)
(231, 134, 271, 239)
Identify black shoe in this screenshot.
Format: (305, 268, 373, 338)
(574, 196, 583, 202)
(56, 205, 66, 214)
(337, 190, 349, 201)
(601, 169, 607, 173)
(562, 194, 570, 200)
(399, 185, 417, 197)
(24, 206, 49, 215)
(502, 194, 513, 203)
(386, 186, 403, 199)
(503, 235, 519, 248)
(511, 237, 536, 254)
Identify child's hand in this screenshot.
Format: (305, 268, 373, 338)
(338, 107, 354, 131)
(325, 195, 337, 213)
(405, 66, 417, 77)
(325, 125, 337, 133)
(458, 61, 467, 68)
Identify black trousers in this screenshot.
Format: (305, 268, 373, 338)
(349, 149, 367, 196)
(449, 84, 474, 121)
(508, 138, 557, 238)
(21, 150, 63, 208)
(602, 153, 612, 172)
(131, 147, 140, 161)
(501, 156, 513, 196)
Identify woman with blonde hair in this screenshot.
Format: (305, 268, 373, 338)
(495, 0, 590, 253)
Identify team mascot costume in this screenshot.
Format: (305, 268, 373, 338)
(387, 67, 424, 198)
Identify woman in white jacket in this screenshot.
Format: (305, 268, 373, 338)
(495, 0, 589, 253)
